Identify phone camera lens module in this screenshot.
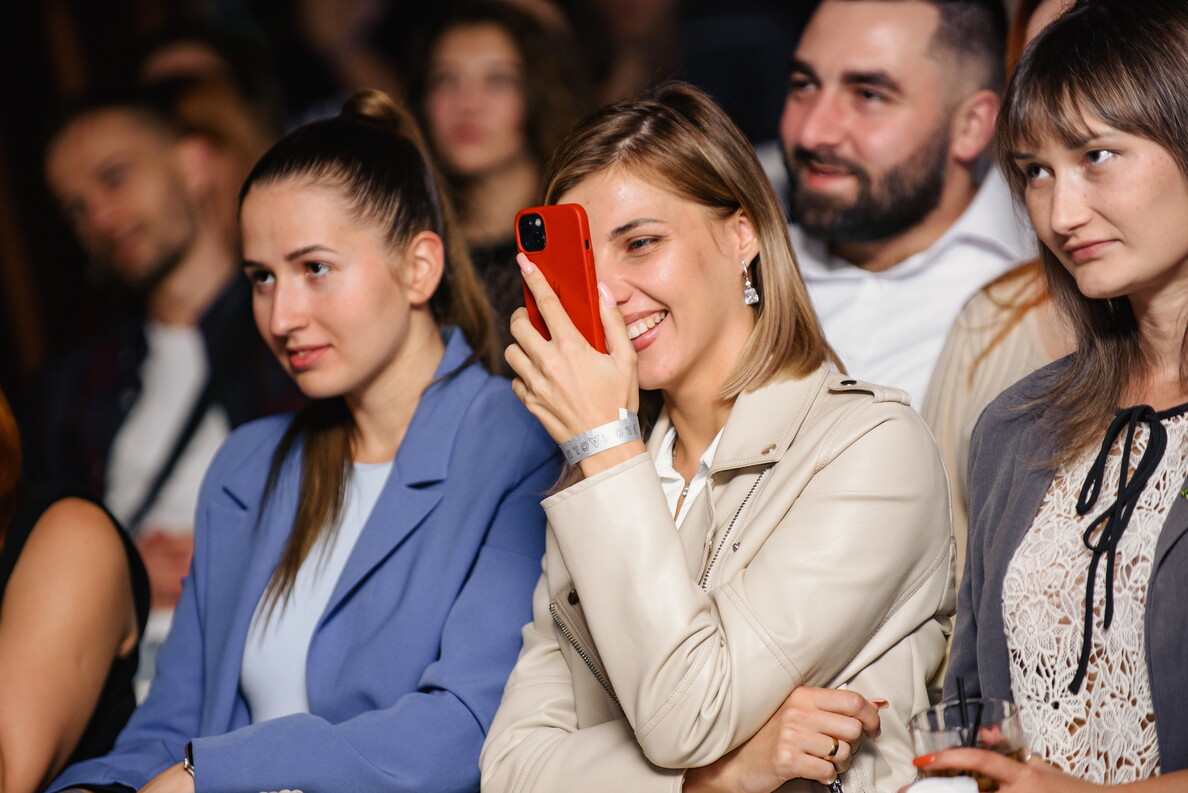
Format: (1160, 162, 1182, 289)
(519, 213, 547, 252)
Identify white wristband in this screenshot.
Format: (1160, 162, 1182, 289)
(560, 409, 641, 465)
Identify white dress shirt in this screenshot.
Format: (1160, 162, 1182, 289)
(791, 168, 1034, 407)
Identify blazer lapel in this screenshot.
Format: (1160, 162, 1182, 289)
(201, 443, 298, 730)
(319, 331, 484, 621)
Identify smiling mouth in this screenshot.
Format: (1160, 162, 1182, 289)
(286, 345, 328, 370)
(626, 311, 667, 340)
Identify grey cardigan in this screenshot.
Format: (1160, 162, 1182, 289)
(944, 358, 1188, 773)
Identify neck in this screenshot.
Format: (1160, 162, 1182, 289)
(664, 386, 735, 482)
(146, 228, 238, 326)
(459, 155, 539, 248)
(829, 167, 977, 273)
(1126, 287, 1188, 409)
(346, 313, 446, 463)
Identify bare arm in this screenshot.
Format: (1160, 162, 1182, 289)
(0, 498, 138, 793)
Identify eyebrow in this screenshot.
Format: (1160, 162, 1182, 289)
(608, 218, 663, 240)
(788, 58, 903, 96)
(1010, 131, 1118, 161)
(285, 244, 334, 261)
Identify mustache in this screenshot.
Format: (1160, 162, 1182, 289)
(790, 146, 866, 177)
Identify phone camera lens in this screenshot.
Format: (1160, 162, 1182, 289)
(519, 213, 547, 252)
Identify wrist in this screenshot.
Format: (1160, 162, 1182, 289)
(559, 410, 641, 466)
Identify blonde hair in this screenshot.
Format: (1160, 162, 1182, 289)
(544, 82, 840, 410)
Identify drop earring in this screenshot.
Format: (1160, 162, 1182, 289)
(742, 259, 759, 306)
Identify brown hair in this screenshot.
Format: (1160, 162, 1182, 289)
(409, 1, 591, 205)
(544, 82, 841, 427)
(0, 389, 21, 550)
(997, 0, 1188, 461)
(240, 89, 495, 615)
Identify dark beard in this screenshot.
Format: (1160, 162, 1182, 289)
(786, 128, 950, 244)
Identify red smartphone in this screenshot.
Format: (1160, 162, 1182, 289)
(515, 203, 607, 353)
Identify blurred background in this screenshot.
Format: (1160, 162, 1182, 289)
(2, 0, 1029, 416)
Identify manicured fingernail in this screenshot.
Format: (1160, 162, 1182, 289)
(518, 253, 535, 274)
(597, 281, 614, 306)
(872, 698, 889, 709)
(913, 753, 937, 768)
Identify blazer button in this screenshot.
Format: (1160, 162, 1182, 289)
(568, 589, 580, 605)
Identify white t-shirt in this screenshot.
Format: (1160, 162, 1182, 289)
(104, 321, 230, 533)
(792, 169, 1034, 407)
(240, 460, 392, 723)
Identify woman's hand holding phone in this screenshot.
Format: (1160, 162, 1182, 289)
(507, 252, 644, 477)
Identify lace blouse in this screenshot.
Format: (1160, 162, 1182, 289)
(1002, 405, 1188, 783)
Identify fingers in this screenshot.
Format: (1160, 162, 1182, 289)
(916, 747, 1026, 785)
(518, 253, 578, 343)
(598, 281, 632, 360)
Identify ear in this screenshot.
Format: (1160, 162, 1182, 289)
(173, 134, 219, 198)
(949, 89, 1000, 164)
(726, 209, 760, 265)
(401, 230, 446, 307)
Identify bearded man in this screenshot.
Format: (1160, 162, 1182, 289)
(781, 0, 1032, 404)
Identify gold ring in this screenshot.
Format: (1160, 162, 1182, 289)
(826, 737, 840, 758)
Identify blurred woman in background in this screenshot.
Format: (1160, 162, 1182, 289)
(0, 387, 147, 793)
(411, 0, 590, 356)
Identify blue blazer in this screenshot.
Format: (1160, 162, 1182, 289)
(53, 329, 560, 793)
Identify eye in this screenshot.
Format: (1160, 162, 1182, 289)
(787, 74, 815, 98)
(98, 164, 128, 190)
(306, 261, 331, 278)
(1020, 162, 1050, 183)
(487, 71, 521, 92)
(626, 236, 659, 254)
(855, 86, 888, 106)
(1086, 149, 1116, 165)
(244, 266, 274, 288)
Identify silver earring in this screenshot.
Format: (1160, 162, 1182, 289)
(742, 259, 759, 306)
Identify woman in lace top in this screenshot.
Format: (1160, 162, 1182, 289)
(921, 1, 1188, 790)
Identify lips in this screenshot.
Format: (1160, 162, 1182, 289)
(286, 345, 329, 371)
(1063, 239, 1116, 263)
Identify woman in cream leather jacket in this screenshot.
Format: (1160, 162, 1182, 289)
(483, 82, 954, 793)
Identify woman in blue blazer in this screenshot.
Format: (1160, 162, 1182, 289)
(51, 90, 558, 793)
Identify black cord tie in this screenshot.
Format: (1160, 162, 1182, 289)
(1069, 405, 1167, 694)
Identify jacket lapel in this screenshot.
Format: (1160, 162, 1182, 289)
(201, 437, 298, 730)
(1155, 475, 1188, 572)
(319, 331, 484, 621)
(650, 367, 829, 580)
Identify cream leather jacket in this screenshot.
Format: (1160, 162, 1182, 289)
(481, 366, 955, 793)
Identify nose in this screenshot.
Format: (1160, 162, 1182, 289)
(593, 253, 631, 306)
(1046, 173, 1092, 237)
(264, 278, 308, 340)
(783, 89, 846, 152)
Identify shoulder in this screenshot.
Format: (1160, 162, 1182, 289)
(11, 496, 130, 595)
(452, 370, 556, 458)
(198, 413, 294, 496)
(738, 369, 935, 471)
(975, 356, 1068, 436)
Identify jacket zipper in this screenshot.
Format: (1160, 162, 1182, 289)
(699, 468, 770, 590)
(549, 600, 622, 710)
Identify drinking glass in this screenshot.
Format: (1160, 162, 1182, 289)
(909, 698, 1026, 792)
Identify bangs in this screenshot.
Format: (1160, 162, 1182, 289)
(998, 0, 1188, 195)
